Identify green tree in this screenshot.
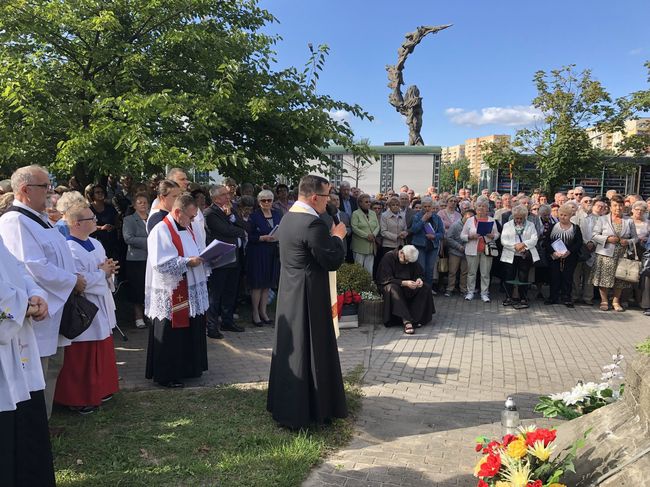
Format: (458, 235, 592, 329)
(511, 64, 649, 193)
(439, 157, 470, 192)
(0, 1, 370, 183)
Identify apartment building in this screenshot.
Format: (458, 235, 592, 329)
(587, 118, 650, 155)
(464, 134, 510, 179)
(441, 144, 465, 164)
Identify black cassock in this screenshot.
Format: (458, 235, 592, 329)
(267, 210, 347, 429)
(377, 249, 435, 326)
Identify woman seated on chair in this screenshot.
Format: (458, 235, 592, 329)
(376, 245, 435, 335)
(500, 205, 539, 309)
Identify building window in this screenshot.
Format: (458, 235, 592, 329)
(432, 154, 441, 189)
(328, 154, 343, 187)
(380, 154, 394, 193)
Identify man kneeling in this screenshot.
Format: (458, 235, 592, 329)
(376, 245, 435, 334)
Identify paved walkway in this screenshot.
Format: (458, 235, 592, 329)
(114, 294, 649, 487)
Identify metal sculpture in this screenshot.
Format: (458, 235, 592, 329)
(386, 24, 451, 145)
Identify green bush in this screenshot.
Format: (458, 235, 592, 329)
(336, 263, 373, 294)
(636, 337, 650, 356)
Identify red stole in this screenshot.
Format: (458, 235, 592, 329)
(163, 216, 194, 328)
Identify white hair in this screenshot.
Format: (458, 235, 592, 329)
(632, 200, 648, 211)
(421, 196, 433, 205)
(257, 189, 274, 202)
(511, 204, 529, 218)
(11, 165, 48, 192)
(476, 195, 490, 207)
(339, 181, 351, 189)
(56, 191, 87, 214)
(401, 245, 419, 263)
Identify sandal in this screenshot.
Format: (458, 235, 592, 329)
(599, 302, 609, 311)
(612, 302, 625, 312)
(514, 300, 529, 310)
(404, 322, 415, 335)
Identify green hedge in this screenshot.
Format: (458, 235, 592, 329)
(337, 263, 373, 294)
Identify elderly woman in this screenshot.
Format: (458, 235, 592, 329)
(592, 195, 638, 311)
(444, 208, 474, 297)
(500, 205, 539, 309)
(246, 190, 282, 326)
(376, 245, 435, 334)
(123, 192, 150, 329)
(545, 204, 583, 307)
(54, 190, 87, 238)
(438, 196, 461, 233)
(380, 197, 408, 254)
(55, 203, 119, 413)
(411, 196, 444, 288)
(630, 200, 650, 312)
(460, 196, 500, 302)
(351, 193, 380, 275)
(534, 204, 557, 299)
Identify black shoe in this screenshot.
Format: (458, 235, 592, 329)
(160, 381, 184, 388)
(564, 301, 575, 308)
(252, 320, 264, 327)
(207, 329, 224, 339)
(262, 318, 273, 325)
(221, 323, 245, 332)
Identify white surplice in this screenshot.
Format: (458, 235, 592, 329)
(144, 217, 209, 322)
(66, 237, 117, 342)
(0, 237, 47, 411)
(0, 201, 77, 357)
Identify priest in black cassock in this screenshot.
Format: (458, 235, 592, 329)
(267, 175, 348, 429)
(144, 193, 209, 388)
(376, 245, 435, 334)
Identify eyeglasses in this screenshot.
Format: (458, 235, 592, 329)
(259, 199, 273, 203)
(78, 216, 97, 222)
(315, 193, 330, 198)
(27, 183, 51, 190)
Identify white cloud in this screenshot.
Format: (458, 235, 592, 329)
(327, 109, 352, 123)
(445, 105, 543, 127)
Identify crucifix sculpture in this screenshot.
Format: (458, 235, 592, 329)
(386, 24, 452, 145)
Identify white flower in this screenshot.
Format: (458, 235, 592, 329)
(549, 392, 568, 401)
(563, 387, 588, 405)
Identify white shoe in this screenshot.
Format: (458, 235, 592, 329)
(481, 294, 491, 303)
(135, 319, 146, 329)
(464, 293, 474, 301)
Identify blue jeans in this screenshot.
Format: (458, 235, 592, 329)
(416, 246, 438, 288)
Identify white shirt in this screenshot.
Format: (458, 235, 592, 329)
(67, 237, 117, 342)
(0, 237, 47, 410)
(0, 200, 77, 356)
(291, 200, 319, 218)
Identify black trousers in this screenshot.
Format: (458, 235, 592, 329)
(549, 257, 577, 302)
(0, 390, 55, 487)
(504, 255, 532, 299)
(207, 265, 240, 331)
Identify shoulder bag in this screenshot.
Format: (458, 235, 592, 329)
(615, 238, 641, 284)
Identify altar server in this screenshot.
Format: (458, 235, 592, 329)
(0, 236, 55, 487)
(0, 165, 86, 418)
(54, 203, 120, 413)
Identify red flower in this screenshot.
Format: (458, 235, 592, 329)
(478, 480, 489, 487)
(502, 434, 517, 446)
(344, 290, 353, 304)
(527, 481, 543, 487)
(475, 443, 483, 452)
(336, 295, 345, 316)
(525, 428, 557, 447)
(477, 452, 501, 478)
(352, 291, 362, 304)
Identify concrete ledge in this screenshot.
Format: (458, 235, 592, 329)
(554, 353, 650, 486)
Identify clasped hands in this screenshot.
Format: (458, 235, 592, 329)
(26, 295, 48, 321)
(402, 278, 423, 290)
(607, 235, 628, 246)
(98, 258, 120, 277)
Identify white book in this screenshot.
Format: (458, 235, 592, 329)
(551, 239, 568, 254)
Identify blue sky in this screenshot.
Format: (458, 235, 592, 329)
(259, 0, 650, 147)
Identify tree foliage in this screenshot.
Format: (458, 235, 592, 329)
(439, 157, 471, 192)
(0, 0, 371, 183)
(510, 64, 649, 193)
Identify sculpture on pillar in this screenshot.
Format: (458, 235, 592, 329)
(386, 24, 451, 145)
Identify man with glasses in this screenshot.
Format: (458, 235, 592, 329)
(572, 186, 585, 202)
(204, 184, 247, 338)
(267, 175, 347, 430)
(0, 165, 86, 419)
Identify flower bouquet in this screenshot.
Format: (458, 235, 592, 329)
(534, 354, 624, 420)
(473, 425, 588, 487)
(0, 308, 14, 322)
(336, 289, 362, 316)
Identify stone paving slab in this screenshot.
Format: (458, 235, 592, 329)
(303, 293, 650, 487)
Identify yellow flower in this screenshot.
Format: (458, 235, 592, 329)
(495, 482, 513, 487)
(528, 439, 554, 462)
(548, 484, 567, 487)
(501, 461, 532, 487)
(506, 439, 528, 459)
(474, 455, 488, 477)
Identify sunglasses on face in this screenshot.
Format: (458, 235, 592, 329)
(260, 199, 272, 203)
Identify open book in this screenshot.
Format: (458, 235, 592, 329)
(200, 239, 237, 268)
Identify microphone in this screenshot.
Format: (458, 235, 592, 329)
(326, 203, 340, 225)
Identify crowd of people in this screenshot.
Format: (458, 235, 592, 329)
(1, 162, 649, 483)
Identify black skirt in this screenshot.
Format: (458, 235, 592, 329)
(0, 390, 55, 487)
(125, 259, 147, 304)
(145, 315, 208, 385)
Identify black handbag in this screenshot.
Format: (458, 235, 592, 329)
(60, 292, 98, 340)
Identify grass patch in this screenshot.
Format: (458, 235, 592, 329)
(51, 367, 364, 487)
(636, 337, 650, 356)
